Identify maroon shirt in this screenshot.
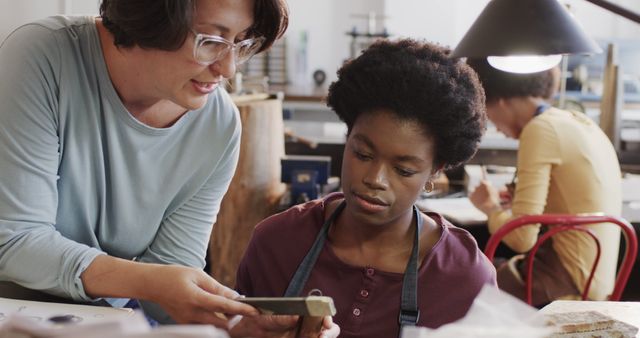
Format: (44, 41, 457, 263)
(236, 193, 496, 338)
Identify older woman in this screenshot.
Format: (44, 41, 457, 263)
(0, 1, 338, 336)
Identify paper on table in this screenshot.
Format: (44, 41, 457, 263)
(416, 197, 488, 226)
(465, 165, 516, 192)
(401, 285, 552, 338)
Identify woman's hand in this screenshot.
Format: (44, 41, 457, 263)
(228, 315, 340, 338)
(142, 264, 259, 326)
(228, 315, 298, 338)
(81, 256, 258, 327)
(302, 316, 339, 338)
(81, 256, 340, 336)
(498, 186, 514, 208)
(469, 180, 502, 215)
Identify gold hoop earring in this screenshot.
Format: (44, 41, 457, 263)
(423, 181, 435, 193)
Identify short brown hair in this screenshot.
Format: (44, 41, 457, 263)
(99, 0, 288, 52)
(466, 58, 556, 103)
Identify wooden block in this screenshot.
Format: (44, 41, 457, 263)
(544, 310, 639, 337)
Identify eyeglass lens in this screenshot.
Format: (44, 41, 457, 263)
(195, 39, 262, 65)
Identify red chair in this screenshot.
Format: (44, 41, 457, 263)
(484, 214, 638, 305)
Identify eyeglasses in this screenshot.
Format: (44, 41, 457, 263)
(192, 30, 265, 66)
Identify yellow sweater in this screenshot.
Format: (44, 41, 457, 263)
(488, 107, 622, 301)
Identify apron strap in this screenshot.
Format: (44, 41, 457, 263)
(284, 201, 346, 297)
(534, 103, 550, 117)
(398, 205, 421, 328)
(284, 200, 423, 334)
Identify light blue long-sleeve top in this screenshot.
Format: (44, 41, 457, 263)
(0, 16, 241, 305)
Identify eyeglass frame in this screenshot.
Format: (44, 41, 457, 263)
(191, 30, 266, 66)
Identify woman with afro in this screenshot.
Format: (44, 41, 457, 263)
(236, 39, 496, 338)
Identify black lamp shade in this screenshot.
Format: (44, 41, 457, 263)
(451, 0, 602, 58)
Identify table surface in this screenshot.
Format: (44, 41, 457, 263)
(418, 172, 640, 226)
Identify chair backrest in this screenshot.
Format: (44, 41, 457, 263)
(484, 214, 638, 304)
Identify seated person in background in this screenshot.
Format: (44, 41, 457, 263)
(467, 58, 623, 306)
(236, 39, 496, 338)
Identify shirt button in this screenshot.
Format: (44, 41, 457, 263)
(353, 308, 361, 317)
(366, 268, 375, 276)
(360, 289, 369, 298)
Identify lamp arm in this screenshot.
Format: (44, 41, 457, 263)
(584, 0, 640, 24)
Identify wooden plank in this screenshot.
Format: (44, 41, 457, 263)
(599, 44, 623, 150)
(208, 98, 286, 287)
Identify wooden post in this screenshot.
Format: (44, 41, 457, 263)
(208, 97, 286, 287)
(599, 43, 623, 152)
